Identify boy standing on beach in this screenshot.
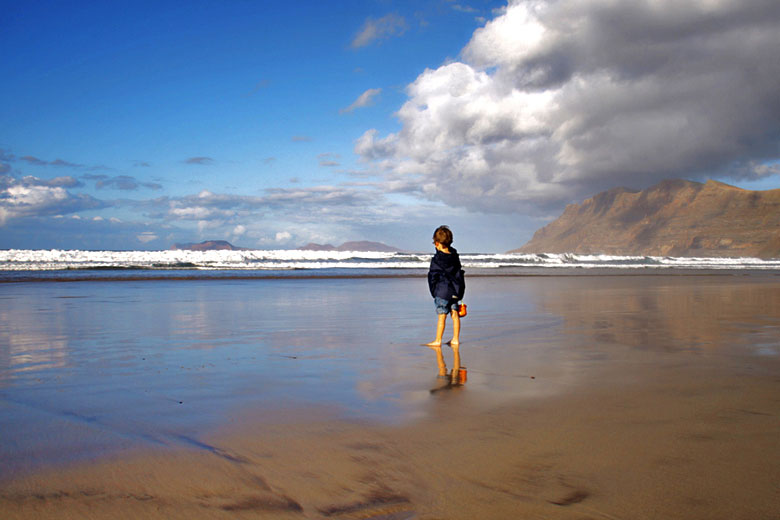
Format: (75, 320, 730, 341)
(426, 226, 466, 378)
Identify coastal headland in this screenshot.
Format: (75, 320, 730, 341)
(515, 179, 780, 258)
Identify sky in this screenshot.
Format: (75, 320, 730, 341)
(1, 0, 779, 252)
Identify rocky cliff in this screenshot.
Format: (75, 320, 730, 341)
(514, 179, 780, 258)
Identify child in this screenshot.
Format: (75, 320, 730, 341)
(425, 225, 466, 379)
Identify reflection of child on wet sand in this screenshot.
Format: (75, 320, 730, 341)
(425, 225, 465, 381)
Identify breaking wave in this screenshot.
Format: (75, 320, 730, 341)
(1, 249, 779, 273)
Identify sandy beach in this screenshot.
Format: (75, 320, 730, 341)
(1, 273, 779, 519)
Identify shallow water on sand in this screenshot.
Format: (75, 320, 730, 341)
(1, 274, 779, 480)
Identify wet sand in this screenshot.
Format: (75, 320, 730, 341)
(1, 274, 779, 518)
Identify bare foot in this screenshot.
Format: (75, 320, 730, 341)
(447, 340, 460, 347)
(424, 341, 442, 347)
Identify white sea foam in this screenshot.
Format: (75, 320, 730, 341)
(1, 249, 779, 272)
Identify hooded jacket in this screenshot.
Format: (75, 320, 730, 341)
(428, 246, 465, 301)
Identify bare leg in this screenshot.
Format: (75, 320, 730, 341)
(450, 310, 461, 346)
(425, 314, 447, 347)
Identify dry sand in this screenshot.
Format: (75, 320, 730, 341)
(2, 275, 779, 519)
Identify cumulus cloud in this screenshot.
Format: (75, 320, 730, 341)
(141, 185, 386, 228)
(356, 0, 780, 213)
(351, 14, 408, 48)
(340, 88, 382, 114)
(0, 175, 105, 225)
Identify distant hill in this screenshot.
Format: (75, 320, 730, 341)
(298, 240, 403, 252)
(513, 179, 780, 258)
(170, 240, 244, 251)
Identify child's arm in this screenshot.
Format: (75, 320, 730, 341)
(428, 259, 444, 298)
(427, 269, 441, 297)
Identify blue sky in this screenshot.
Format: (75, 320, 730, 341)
(2, 0, 779, 252)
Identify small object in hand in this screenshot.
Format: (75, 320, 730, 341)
(458, 303, 467, 317)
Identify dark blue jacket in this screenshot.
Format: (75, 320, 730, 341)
(428, 247, 465, 301)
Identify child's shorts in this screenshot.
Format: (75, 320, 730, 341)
(434, 297, 460, 315)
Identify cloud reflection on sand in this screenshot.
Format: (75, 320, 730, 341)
(0, 302, 69, 384)
(0, 330, 68, 378)
(527, 276, 780, 355)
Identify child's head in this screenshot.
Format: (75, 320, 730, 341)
(433, 225, 453, 247)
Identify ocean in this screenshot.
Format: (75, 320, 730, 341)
(1, 249, 779, 281)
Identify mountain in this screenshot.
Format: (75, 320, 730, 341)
(514, 179, 780, 258)
(298, 241, 403, 252)
(170, 240, 244, 251)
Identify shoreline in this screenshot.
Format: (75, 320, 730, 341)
(2, 267, 779, 284)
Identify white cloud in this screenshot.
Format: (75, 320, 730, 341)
(136, 232, 158, 243)
(351, 14, 407, 48)
(451, 4, 479, 14)
(169, 206, 222, 220)
(0, 175, 104, 225)
(356, 0, 780, 213)
(140, 185, 387, 232)
(275, 231, 292, 242)
(340, 88, 382, 114)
